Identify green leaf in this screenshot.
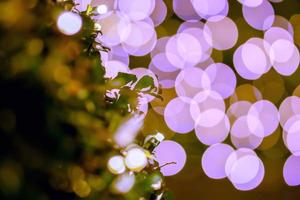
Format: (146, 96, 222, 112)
(115, 72, 138, 85)
(107, 72, 138, 89)
(134, 75, 156, 91)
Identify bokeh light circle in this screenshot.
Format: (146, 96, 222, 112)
(191, 0, 229, 20)
(201, 143, 234, 179)
(153, 140, 187, 176)
(283, 155, 300, 186)
(204, 16, 238, 50)
(57, 12, 82, 35)
(96, 11, 132, 46)
(230, 115, 264, 149)
(205, 63, 237, 99)
(117, 0, 155, 21)
(247, 100, 279, 137)
(175, 67, 211, 98)
(164, 96, 195, 133)
(173, 0, 201, 21)
(242, 0, 275, 30)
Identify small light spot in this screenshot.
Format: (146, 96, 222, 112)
(97, 5, 108, 15)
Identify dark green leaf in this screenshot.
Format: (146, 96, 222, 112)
(134, 75, 156, 91)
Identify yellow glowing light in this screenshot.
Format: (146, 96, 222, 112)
(72, 179, 91, 198)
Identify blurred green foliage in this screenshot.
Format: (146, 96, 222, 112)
(0, 0, 161, 199)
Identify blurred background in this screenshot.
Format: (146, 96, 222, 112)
(1, 0, 300, 199)
(139, 0, 300, 198)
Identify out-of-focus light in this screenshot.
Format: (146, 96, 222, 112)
(155, 132, 165, 142)
(107, 155, 126, 175)
(283, 155, 300, 186)
(237, 0, 263, 8)
(124, 148, 148, 172)
(113, 173, 135, 194)
(151, 175, 162, 190)
(242, 0, 274, 31)
(191, 0, 229, 20)
(26, 38, 44, 56)
(225, 148, 265, 190)
(97, 5, 108, 14)
(202, 143, 234, 179)
(118, 0, 155, 21)
(57, 12, 82, 35)
(114, 114, 144, 148)
(153, 140, 187, 176)
(72, 179, 91, 198)
(94, 22, 102, 31)
(164, 96, 195, 134)
(230, 84, 262, 104)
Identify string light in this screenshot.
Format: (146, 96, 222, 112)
(96, 5, 108, 14)
(57, 11, 82, 35)
(107, 155, 126, 175)
(124, 148, 148, 172)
